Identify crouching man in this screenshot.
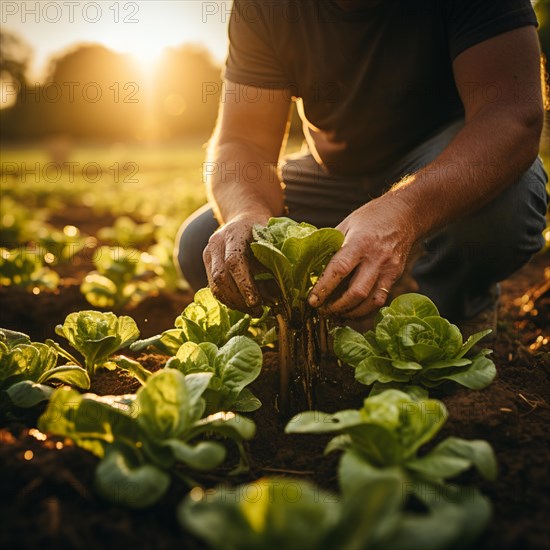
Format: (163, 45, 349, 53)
(176, 0, 548, 332)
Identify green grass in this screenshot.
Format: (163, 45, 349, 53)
(1, 137, 305, 238)
(1, 141, 208, 240)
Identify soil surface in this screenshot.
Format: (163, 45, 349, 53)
(0, 252, 549, 550)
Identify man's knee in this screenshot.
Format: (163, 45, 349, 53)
(412, 158, 548, 319)
(174, 205, 218, 291)
(447, 157, 548, 277)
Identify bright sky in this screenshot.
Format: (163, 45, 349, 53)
(1, 0, 233, 78)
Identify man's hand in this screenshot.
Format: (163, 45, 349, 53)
(203, 213, 269, 314)
(308, 197, 416, 318)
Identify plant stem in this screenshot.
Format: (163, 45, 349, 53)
(318, 316, 329, 359)
(303, 316, 319, 409)
(276, 312, 292, 413)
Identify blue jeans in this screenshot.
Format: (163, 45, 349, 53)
(175, 120, 549, 321)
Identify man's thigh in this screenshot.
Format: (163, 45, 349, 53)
(412, 156, 548, 318)
(281, 153, 368, 227)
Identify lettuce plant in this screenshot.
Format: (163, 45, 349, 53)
(333, 293, 496, 392)
(250, 217, 344, 410)
(147, 236, 188, 292)
(179, 472, 491, 550)
(97, 216, 156, 247)
(49, 311, 140, 375)
(179, 477, 340, 550)
(80, 246, 161, 309)
(131, 287, 262, 354)
(0, 328, 90, 407)
(165, 335, 263, 413)
(38, 369, 256, 508)
(35, 223, 86, 265)
(337, 453, 493, 550)
(286, 388, 497, 506)
(98, 218, 188, 292)
(0, 247, 59, 290)
(0, 196, 44, 245)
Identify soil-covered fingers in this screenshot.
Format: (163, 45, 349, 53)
(318, 254, 403, 317)
(203, 231, 261, 315)
(224, 247, 263, 312)
(250, 258, 279, 307)
(204, 238, 248, 311)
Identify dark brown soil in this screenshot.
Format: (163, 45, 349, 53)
(1, 253, 549, 549)
(0, 283, 193, 342)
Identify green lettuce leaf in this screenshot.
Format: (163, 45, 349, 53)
(54, 311, 139, 374)
(179, 477, 340, 550)
(332, 293, 496, 392)
(166, 336, 263, 414)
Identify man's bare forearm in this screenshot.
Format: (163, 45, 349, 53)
(385, 105, 543, 242)
(206, 140, 285, 225)
(308, 105, 543, 315)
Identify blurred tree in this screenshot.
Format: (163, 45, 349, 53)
(2, 42, 227, 142)
(154, 45, 221, 140)
(43, 44, 145, 140)
(0, 30, 31, 95)
(0, 31, 32, 140)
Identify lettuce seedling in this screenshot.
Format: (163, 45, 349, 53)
(0, 328, 90, 407)
(0, 248, 59, 290)
(166, 335, 263, 413)
(131, 287, 262, 354)
(180, 472, 492, 550)
(80, 246, 161, 309)
(179, 477, 340, 550)
(333, 293, 496, 392)
(50, 311, 139, 375)
(251, 217, 344, 411)
(39, 369, 256, 508)
(286, 388, 497, 507)
(35, 223, 86, 265)
(97, 216, 156, 247)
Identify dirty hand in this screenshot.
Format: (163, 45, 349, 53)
(203, 213, 268, 314)
(308, 198, 415, 318)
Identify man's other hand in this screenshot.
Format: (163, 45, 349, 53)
(308, 197, 416, 318)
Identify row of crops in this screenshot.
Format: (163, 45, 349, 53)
(1, 217, 500, 549)
(0, 144, 207, 306)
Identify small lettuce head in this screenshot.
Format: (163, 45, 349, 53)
(333, 293, 496, 391)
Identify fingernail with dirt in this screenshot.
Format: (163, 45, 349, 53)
(308, 294, 319, 307)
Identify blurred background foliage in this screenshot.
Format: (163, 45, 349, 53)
(0, 36, 223, 142)
(0, 2, 546, 145)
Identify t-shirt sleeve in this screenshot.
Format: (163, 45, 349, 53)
(444, 0, 538, 60)
(224, 0, 291, 88)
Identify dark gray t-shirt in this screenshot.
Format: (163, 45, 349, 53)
(224, 0, 538, 175)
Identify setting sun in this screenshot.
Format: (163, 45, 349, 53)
(2, 0, 229, 78)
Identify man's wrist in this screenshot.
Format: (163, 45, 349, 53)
(374, 189, 426, 242)
(227, 208, 273, 226)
